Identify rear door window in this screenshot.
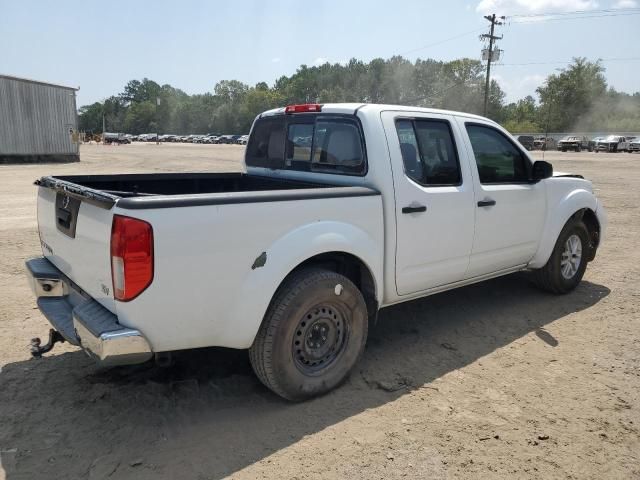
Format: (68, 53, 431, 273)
(395, 118, 461, 186)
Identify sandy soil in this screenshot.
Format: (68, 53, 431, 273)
(0, 143, 638, 479)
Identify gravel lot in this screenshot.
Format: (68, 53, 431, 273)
(1, 143, 638, 479)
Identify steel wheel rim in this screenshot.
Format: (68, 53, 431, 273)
(560, 234, 582, 279)
(292, 303, 348, 374)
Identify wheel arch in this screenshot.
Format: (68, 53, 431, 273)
(529, 188, 599, 269)
(283, 251, 378, 321)
(224, 221, 383, 349)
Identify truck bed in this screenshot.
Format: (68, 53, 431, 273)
(36, 172, 376, 210)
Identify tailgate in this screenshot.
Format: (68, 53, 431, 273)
(36, 185, 116, 313)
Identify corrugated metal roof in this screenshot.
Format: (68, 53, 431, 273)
(0, 74, 79, 91)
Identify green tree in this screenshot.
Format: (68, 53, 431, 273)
(78, 102, 104, 133)
(536, 58, 607, 131)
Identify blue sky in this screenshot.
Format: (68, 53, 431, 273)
(1, 0, 639, 107)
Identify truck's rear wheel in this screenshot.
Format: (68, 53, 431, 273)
(249, 268, 368, 401)
(531, 219, 590, 294)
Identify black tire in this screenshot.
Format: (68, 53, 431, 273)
(531, 219, 590, 294)
(249, 268, 368, 401)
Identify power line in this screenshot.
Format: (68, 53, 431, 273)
(509, 11, 640, 23)
(508, 7, 640, 18)
(494, 57, 640, 66)
(398, 27, 486, 56)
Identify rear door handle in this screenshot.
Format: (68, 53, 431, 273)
(477, 199, 496, 207)
(402, 205, 427, 214)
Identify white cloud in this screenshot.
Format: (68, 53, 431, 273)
(314, 57, 328, 65)
(612, 0, 637, 7)
(494, 73, 546, 102)
(476, 0, 599, 15)
(271, 57, 281, 63)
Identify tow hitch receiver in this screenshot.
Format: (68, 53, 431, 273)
(30, 329, 66, 358)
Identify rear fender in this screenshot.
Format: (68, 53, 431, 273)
(222, 221, 383, 348)
(528, 188, 598, 269)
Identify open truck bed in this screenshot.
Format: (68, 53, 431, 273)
(31, 170, 382, 362)
(36, 172, 373, 210)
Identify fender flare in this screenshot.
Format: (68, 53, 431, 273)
(220, 221, 384, 349)
(528, 188, 598, 269)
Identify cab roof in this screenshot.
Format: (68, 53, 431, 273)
(260, 103, 495, 124)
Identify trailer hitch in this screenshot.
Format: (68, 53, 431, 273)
(30, 329, 66, 358)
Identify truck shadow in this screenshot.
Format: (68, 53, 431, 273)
(0, 275, 609, 479)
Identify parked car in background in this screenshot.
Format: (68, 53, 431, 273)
(103, 132, 130, 145)
(595, 135, 627, 152)
(138, 133, 157, 142)
(533, 136, 556, 151)
(557, 136, 592, 152)
(619, 137, 637, 152)
(217, 135, 235, 144)
(516, 135, 534, 150)
(237, 135, 249, 145)
(590, 137, 604, 151)
(627, 137, 640, 152)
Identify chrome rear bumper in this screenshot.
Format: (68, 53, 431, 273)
(25, 257, 152, 366)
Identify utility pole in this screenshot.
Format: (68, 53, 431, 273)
(481, 14, 504, 116)
(156, 97, 161, 145)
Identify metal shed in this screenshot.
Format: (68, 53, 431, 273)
(0, 74, 79, 163)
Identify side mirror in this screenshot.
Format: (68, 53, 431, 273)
(532, 160, 553, 182)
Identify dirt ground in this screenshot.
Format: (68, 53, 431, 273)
(0, 143, 638, 479)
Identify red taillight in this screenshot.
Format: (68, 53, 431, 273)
(284, 103, 322, 114)
(110, 215, 154, 301)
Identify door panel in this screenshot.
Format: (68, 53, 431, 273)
(460, 121, 546, 278)
(382, 112, 475, 295)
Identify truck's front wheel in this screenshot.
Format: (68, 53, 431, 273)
(530, 219, 590, 294)
(249, 268, 368, 401)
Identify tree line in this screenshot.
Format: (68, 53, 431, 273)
(78, 56, 640, 135)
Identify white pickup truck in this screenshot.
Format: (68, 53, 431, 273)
(26, 103, 606, 400)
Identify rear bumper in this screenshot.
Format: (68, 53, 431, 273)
(25, 257, 152, 366)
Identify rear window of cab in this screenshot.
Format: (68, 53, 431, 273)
(246, 114, 367, 175)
